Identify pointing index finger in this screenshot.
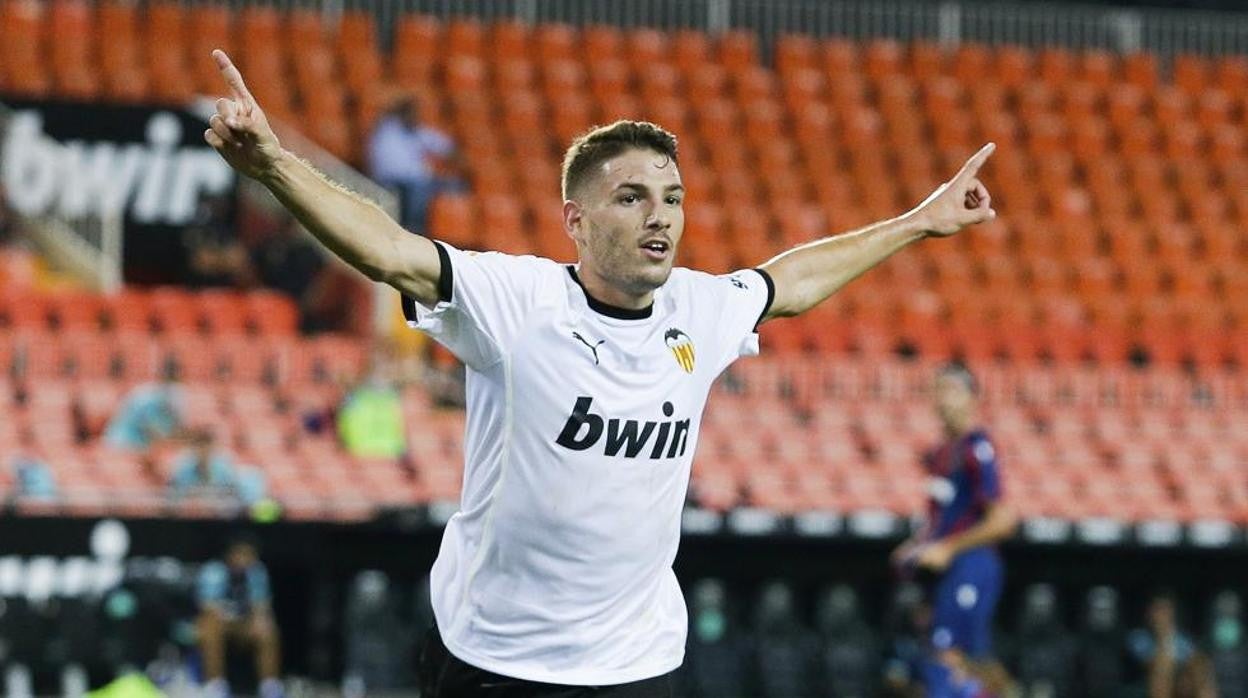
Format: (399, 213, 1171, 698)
(957, 142, 996, 180)
(213, 49, 256, 111)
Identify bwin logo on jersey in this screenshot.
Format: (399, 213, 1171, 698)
(664, 328, 695, 373)
(555, 397, 691, 459)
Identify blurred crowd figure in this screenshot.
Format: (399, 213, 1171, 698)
(167, 428, 266, 510)
(196, 534, 283, 698)
(184, 199, 355, 334)
(365, 94, 466, 235)
(102, 364, 185, 453)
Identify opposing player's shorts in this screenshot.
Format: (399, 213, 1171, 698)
(930, 547, 1004, 658)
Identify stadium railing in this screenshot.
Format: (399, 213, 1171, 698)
(153, 0, 1248, 57)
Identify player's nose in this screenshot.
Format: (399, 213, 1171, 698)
(644, 210, 670, 231)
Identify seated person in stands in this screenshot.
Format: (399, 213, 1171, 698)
(337, 346, 407, 460)
(103, 363, 185, 451)
(1129, 591, 1219, 698)
(168, 429, 265, 507)
(366, 94, 465, 234)
(197, 534, 283, 698)
(8, 452, 57, 502)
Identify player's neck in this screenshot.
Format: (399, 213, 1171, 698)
(574, 264, 655, 311)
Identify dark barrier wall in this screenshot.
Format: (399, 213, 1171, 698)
(0, 98, 237, 284)
(3, 515, 1246, 682)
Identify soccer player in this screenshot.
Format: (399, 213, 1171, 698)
(891, 364, 1019, 695)
(205, 48, 996, 697)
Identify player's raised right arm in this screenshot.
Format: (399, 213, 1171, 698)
(203, 49, 442, 306)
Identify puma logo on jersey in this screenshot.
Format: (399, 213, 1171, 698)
(572, 331, 606, 365)
(555, 397, 691, 459)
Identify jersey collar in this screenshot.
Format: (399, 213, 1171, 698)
(566, 266, 654, 320)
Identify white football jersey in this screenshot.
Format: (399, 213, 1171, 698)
(404, 242, 773, 685)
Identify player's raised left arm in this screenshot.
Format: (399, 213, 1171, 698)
(758, 143, 996, 322)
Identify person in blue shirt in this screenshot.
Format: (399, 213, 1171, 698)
(196, 534, 283, 698)
(891, 363, 1018, 694)
(103, 367, 184, 451)
(366, 96, 464, 234)
(168, 429, 266, 508)
(1128, 591, 1219, 698)
(10, 452, 57, 501)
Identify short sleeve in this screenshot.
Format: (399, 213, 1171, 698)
(197, 562, 227, 605)
(402, 242, 549, 371)
(418, 127, 455, 157)
(966, 434, 1002, 503)
(249, 566, 272, 605)
(708, 268, 774, 372)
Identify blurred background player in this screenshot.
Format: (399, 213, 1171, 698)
(892, 363, 1018, 695)
(195, 534, 283, 698)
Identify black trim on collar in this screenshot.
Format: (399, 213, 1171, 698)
(752, 268, 776, 330)
(566, 267, 654, 320)
(400, 239, 454, 321)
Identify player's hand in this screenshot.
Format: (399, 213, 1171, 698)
(203, 49, 284, 180)
(907, 143, 996, 237)
(915, 540, 956, 572)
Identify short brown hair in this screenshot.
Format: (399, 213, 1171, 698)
(561, 120, 679, 200)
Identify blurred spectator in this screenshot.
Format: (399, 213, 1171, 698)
(682, 578, 750, 698)
(1011, 583, 1076, 695)
(168, 429, 265, 508)
(196, 534, 283, 698)
(1078, 585, 1129, 697)
(337, 358, 406, 460)
(1207, 590, 1247, 698)
(1128, 591, 1217, 698)
(814, 583, 879, 697)
(245, 215, 326, 306)
(183, 193, 240, 288)
(752, 580, 819, 698)
(366, 95, 465, 233)
(103, 365, 184, 452)
(9, 452, 57, 501)
(187, 207, 337, 332)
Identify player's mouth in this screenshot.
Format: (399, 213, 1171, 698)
(639, 238, 670, 261)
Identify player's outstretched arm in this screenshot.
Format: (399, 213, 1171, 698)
(758, 143, 996, 322)
(203, 50, 442, 305)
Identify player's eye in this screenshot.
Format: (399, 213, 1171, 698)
(665, 195, 682, 205)
(619, 193, 639, 205)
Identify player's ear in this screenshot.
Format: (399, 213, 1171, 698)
(563, 199, 583, 242)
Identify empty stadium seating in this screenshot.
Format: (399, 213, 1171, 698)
(2, 5, 1245, 526)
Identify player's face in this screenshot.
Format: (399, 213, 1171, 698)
(934, 374, 975, 428)
(568, 148, 685, 297)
